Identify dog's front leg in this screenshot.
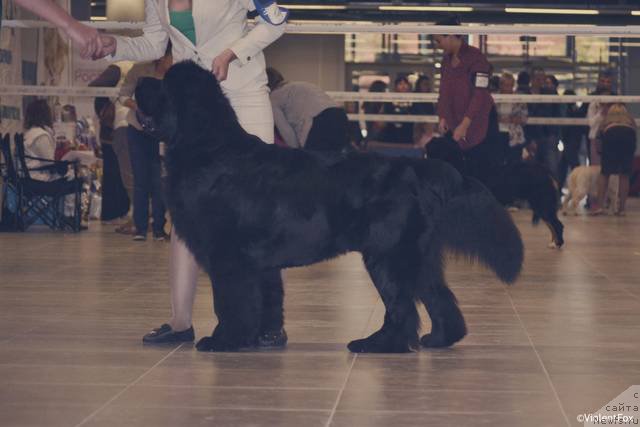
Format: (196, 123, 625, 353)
(196, 270, 262, 352)
(257, 269, 288, 348)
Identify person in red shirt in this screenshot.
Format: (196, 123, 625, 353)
(434, 16, 501, 179)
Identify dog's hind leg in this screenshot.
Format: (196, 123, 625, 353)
(541, 212, 564, 249)
(419, 257, 467, 348)
(196, 270, 262, 352)
(257, 269, 288, 348)
(347, 252, 420, 354)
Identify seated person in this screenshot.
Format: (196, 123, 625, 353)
(380, 76, 414, 144)
(23, 99, 90, 226)
(411, 75, 436, 148)
(23, 100, 62, 182)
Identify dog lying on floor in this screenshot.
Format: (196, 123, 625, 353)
(135, 61, 524, 353)
(562, 165, 619, 215)
(426, 135, 565, 249)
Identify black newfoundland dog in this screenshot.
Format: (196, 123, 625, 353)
(135, 61, 524, 353)
(426, 135, 564, 249)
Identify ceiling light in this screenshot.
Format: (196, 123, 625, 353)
(505, 8, 598, 15)
(280, 4, 347, 10)
(379, 6, 473, 12)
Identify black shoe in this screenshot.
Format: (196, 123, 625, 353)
(153, 230, 170, 241)
(142, 324, 195, 344)
(257, 328, 288, 348)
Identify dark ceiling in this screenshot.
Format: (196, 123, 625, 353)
(89, 1, 640, 25)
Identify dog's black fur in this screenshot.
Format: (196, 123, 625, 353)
(136, 61, 524, 353)
(426, 136, 564, 248)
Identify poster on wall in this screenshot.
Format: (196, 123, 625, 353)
(0, 0, 23, 136)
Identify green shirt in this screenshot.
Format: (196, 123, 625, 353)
(169, 10, 196, 45)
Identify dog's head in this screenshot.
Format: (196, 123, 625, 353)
(425, 134, 466, 174)
(135, 61, 237, 144)
(135, 76, 176, 141)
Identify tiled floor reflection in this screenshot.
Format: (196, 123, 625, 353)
(0, 200, 638, 426)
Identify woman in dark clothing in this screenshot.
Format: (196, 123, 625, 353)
(381, 76, 414, 144)
(95, 98, 130, 222)
(594, 103, 637, 215)
(559, 89, 588, 188)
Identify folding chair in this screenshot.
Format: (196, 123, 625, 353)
(12, 133, 83, 232)
(0, 133, 21, 231)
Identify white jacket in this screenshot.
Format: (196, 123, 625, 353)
(110, 0, 285, 93)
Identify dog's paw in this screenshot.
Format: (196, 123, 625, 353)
(420, 332, 463, 349)
(195, 335, 246, 352)
(347, 333, 416, 354)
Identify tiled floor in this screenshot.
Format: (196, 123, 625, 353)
(0, 201, 639, 427)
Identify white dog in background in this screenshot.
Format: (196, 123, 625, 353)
(562, 165, 619, 215)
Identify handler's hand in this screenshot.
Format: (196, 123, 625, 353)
(91, 34, 117, 60)
(63, 21, 102, 60)
(452, 123, 468, 142)
(438, 118, 449, 135)
(212, 49, 237, 82)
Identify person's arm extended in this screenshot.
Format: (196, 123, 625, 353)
(94, 1, 169, 63)
(118, 65, 142, 111)
(14, 0, 101, 59)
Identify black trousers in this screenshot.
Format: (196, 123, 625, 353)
(463, 107, 502, 181)
(101, 143, 130, 221)
(128, 126, 166, 235)
(305, 107, 350, 151)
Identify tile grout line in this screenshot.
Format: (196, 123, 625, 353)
(324, 354, 357, 427)
(505, 288, 572, 427)
(73, 344, 184, 427)
(576, 253, 640, 302)
(324, 299, 379, 427)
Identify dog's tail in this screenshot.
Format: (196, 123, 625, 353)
(434, 177, 524, 284)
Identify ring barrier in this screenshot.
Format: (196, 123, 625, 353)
(3, 20, 640, 36)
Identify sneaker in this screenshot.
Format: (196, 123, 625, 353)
(257, 328, 288, 348)
(254, 0, 289, 25)
(142, 324, 195, 344)
(132, 233, 147, 241)
(153, 230, 170, 241)
(115, 221, 135, 235)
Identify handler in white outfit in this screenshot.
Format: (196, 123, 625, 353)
(94, 0, 287, 343)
